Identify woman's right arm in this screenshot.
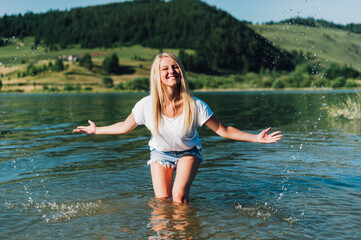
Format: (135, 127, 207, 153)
(73, 113, 138, 135)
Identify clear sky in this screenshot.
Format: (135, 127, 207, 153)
(1, 0, 361, 25)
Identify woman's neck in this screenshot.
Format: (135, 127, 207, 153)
(162, 88, 183, 118)
(163, 85, 181, 102)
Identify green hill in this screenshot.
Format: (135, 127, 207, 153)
(251, 22, 361, 71)
(1, 4, 361, 92)
(0, 0, 296, 73)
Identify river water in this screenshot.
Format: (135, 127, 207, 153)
(1, 91, 360, 239)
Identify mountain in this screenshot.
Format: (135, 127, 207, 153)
(0, 0, 297, 73)
(251, 18, 361, 71)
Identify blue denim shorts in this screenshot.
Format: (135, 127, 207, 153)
(147, 147, 203, 169)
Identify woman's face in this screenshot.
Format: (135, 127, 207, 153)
(160, 57, 181, 88)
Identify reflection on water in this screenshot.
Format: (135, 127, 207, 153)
(148, 198, 202, 239)
(1, 91, 361, 239)
(327, 117, 361, 133)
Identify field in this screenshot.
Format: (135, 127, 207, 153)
(251, 23, 361, 71)
(0, 37, 189, 93)
(2, 23, 361, 93)
(0, 36, 268, 93)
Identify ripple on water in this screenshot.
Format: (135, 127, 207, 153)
(2, 92, 361, 239)
(4, 199, 107, 223)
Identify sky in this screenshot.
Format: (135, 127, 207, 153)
(1, 0, 361, 25)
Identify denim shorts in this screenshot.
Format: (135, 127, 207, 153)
(147, 147, 203, 169)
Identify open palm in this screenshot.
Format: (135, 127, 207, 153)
(73, 120, 96, 134)
(257, 127, 282, 143)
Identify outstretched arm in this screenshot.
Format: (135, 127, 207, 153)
(205, 115, 282, 143)
(73, 113, 138, 135)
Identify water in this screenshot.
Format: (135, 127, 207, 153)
(1, 91, 360, 239)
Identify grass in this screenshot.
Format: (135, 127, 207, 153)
(0, 37, 278, 93)
(251, 23, 361, 71)
(325, 92, 361, 120)
(0, 39, 196, 93)
(2, 27, 361, 93)
(0, 36, 194, 64)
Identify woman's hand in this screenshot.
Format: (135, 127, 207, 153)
(256, 127, 282, 143)
(205, 116, 283, 143)
(73, 120, 96, 134)
(73, 114, 137, 135)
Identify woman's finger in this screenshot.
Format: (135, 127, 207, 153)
(269, 131, 281, 137)
(263, 127, 271, 133)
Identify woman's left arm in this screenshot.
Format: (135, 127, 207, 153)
(204, 115, 282, 144)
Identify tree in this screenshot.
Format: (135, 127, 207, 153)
(79, 53, 93, 70)
(0, 79, 2, 91)
(102, 77, 114, 88)
(0, 0, 298, 73)
(33, 36, 41, 48)
(124, 77, 149, 91)
(53, 59, 65, 72)
(102, 54, 119, 74)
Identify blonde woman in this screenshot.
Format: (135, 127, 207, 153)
(74, 52, 282, 203)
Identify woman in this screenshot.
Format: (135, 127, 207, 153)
(74, 52, 282, 203)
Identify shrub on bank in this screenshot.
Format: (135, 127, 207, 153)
(63, 84, 81, 91)
(272, 79, 285, 89)
(345, 81, 359, 88)
(102, 77, 114, 88)
(123, 77, 149, 91)
(312, 78, 328, 88)
(331, 77, 347, 88)
(79, 53, 93, 70)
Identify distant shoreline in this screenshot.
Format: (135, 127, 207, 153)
(2, 87, 360, 95)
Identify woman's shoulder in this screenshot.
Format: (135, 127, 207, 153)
(193, 96, 207, 106)
(133, 95, 152, 111)
(136, 95, 152, 105)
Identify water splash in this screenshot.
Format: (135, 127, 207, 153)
(235, 203, 276, 221)
(5, 199, 105, 223)
(39, 200, 104, 222)
(235, 202, 301, 225)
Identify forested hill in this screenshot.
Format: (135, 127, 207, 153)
(0, 0, 298, 73)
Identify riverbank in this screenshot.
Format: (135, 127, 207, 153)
(1, 86, 360, 95)
(1, 41, 361, 94)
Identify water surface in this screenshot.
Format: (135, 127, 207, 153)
(1, 91, 360, 239)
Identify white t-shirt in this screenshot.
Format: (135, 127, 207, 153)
(132, 96, 213, 151)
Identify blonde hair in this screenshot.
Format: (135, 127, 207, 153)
(150, 52, 196, 135)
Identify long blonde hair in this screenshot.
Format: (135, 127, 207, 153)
(150, 52, 196, 135)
